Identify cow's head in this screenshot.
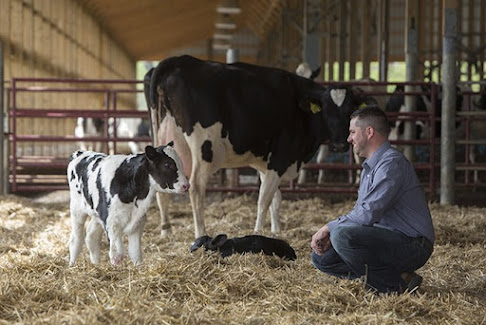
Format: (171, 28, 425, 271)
(318, 85, 377, 152)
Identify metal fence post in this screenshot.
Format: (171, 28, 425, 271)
(0, 41, 6, 194)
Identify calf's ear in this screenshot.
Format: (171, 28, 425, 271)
(210, 234, 228, 248)
(145, 145, 157, 160)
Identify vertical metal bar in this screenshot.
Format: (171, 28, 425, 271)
(0, 41, 5, 194)
(104, 90, 110, 153)
(11, 79, 17, 193)
(441, 0, 458, 205)
(429, 83, 437, 197)
(112, 91, 117, 154)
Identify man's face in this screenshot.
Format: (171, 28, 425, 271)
(347, 117, 368, 158)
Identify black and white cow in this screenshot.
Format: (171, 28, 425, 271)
(145, 55, 371, 238)
(74, 117, 150, 154)
(67, 143, 189, 266)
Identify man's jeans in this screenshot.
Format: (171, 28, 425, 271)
(311, 225, 433, 293)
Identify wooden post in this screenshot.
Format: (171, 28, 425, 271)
(348, 0, 357, 80)
(441, 0, 458, 205)
(361, 0, 370, 78)
(338, 0, 346, 81)
(480, 0, 485, 79)
(378, 0, 389, 81)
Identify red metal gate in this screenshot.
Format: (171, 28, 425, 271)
(9, 78, 484, 197)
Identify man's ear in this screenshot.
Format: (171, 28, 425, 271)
(366, 126, 375, 138)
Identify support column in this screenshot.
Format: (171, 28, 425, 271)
(404, 0, 419, 161)
(0, 41, 5, 194)
(441, 0, 458, 205)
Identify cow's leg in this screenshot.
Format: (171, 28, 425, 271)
(69, 210, 87, 266)
(255, 170, 281, 233)
(156, 193, 172, 237)
(297, 169, 307, 185)
(128, 141, 140, 154)
(469, 146, 479, 184)
(189, 160, 212, 238)
(128, 216, 146, 266)
(269, 188, 282, 233)
(85, 217, 103, 264)
(316, 144, 329, 184)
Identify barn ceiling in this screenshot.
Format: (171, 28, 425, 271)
(78, 0, 283, 62)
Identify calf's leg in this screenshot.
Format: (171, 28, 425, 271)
(106, 221, 125, 266)
(127, 217, 147, 266)
(69, 211, 87, 266)
(85, 217, 104, 264)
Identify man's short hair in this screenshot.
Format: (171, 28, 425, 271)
(351, 105, 390, 136)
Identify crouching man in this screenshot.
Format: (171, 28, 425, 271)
(311, 106, 434, 294)
(67, 142, 189, 266)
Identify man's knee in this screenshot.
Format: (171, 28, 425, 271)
(330, 225, 356, 251)
(311, 251, 327, 272)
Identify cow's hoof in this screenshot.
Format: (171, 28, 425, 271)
(161, 227, 172, 238)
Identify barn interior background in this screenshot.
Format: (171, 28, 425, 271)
(0, 0, 485, 205)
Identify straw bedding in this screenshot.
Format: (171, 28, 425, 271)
(0, 192, 485, 324)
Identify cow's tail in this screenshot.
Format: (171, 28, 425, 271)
(144, 67, 158, 145)
(147, 60, 173, 147)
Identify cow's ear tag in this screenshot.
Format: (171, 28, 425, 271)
(310, 102, 321, 114)
(358, 102, 368, 109)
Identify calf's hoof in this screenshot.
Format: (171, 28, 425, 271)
(110, 254, 125, 266)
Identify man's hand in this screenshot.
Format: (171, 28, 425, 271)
(311, 224, 332, 255)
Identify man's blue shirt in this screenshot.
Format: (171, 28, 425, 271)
(327, 141, 435, 243)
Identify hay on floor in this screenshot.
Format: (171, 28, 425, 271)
(0, 192, 485, 324)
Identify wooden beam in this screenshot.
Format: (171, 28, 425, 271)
(361, 0, 370, 78)
(348, 0, 357, 80)
(338, 0, 346, 81)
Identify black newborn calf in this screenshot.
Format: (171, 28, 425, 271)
(190, 234, 297, 260)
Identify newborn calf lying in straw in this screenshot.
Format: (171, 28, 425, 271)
(67, 142, 189, 266)
(190, 234, 297, 260)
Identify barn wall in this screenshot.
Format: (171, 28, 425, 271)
(0, 0, 137, 157)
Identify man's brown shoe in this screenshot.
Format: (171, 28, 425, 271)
(401, 272, 423, 293)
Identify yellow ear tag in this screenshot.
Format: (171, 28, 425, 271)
(358, 102, 368, 109)
(310, 102, 321, 114)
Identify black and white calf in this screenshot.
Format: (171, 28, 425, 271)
(190, 234, 297, 260)
(67, 143, 189, 266)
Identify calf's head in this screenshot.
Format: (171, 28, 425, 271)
(145, 142, 189, 193)
(190, 234, 227, 252)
